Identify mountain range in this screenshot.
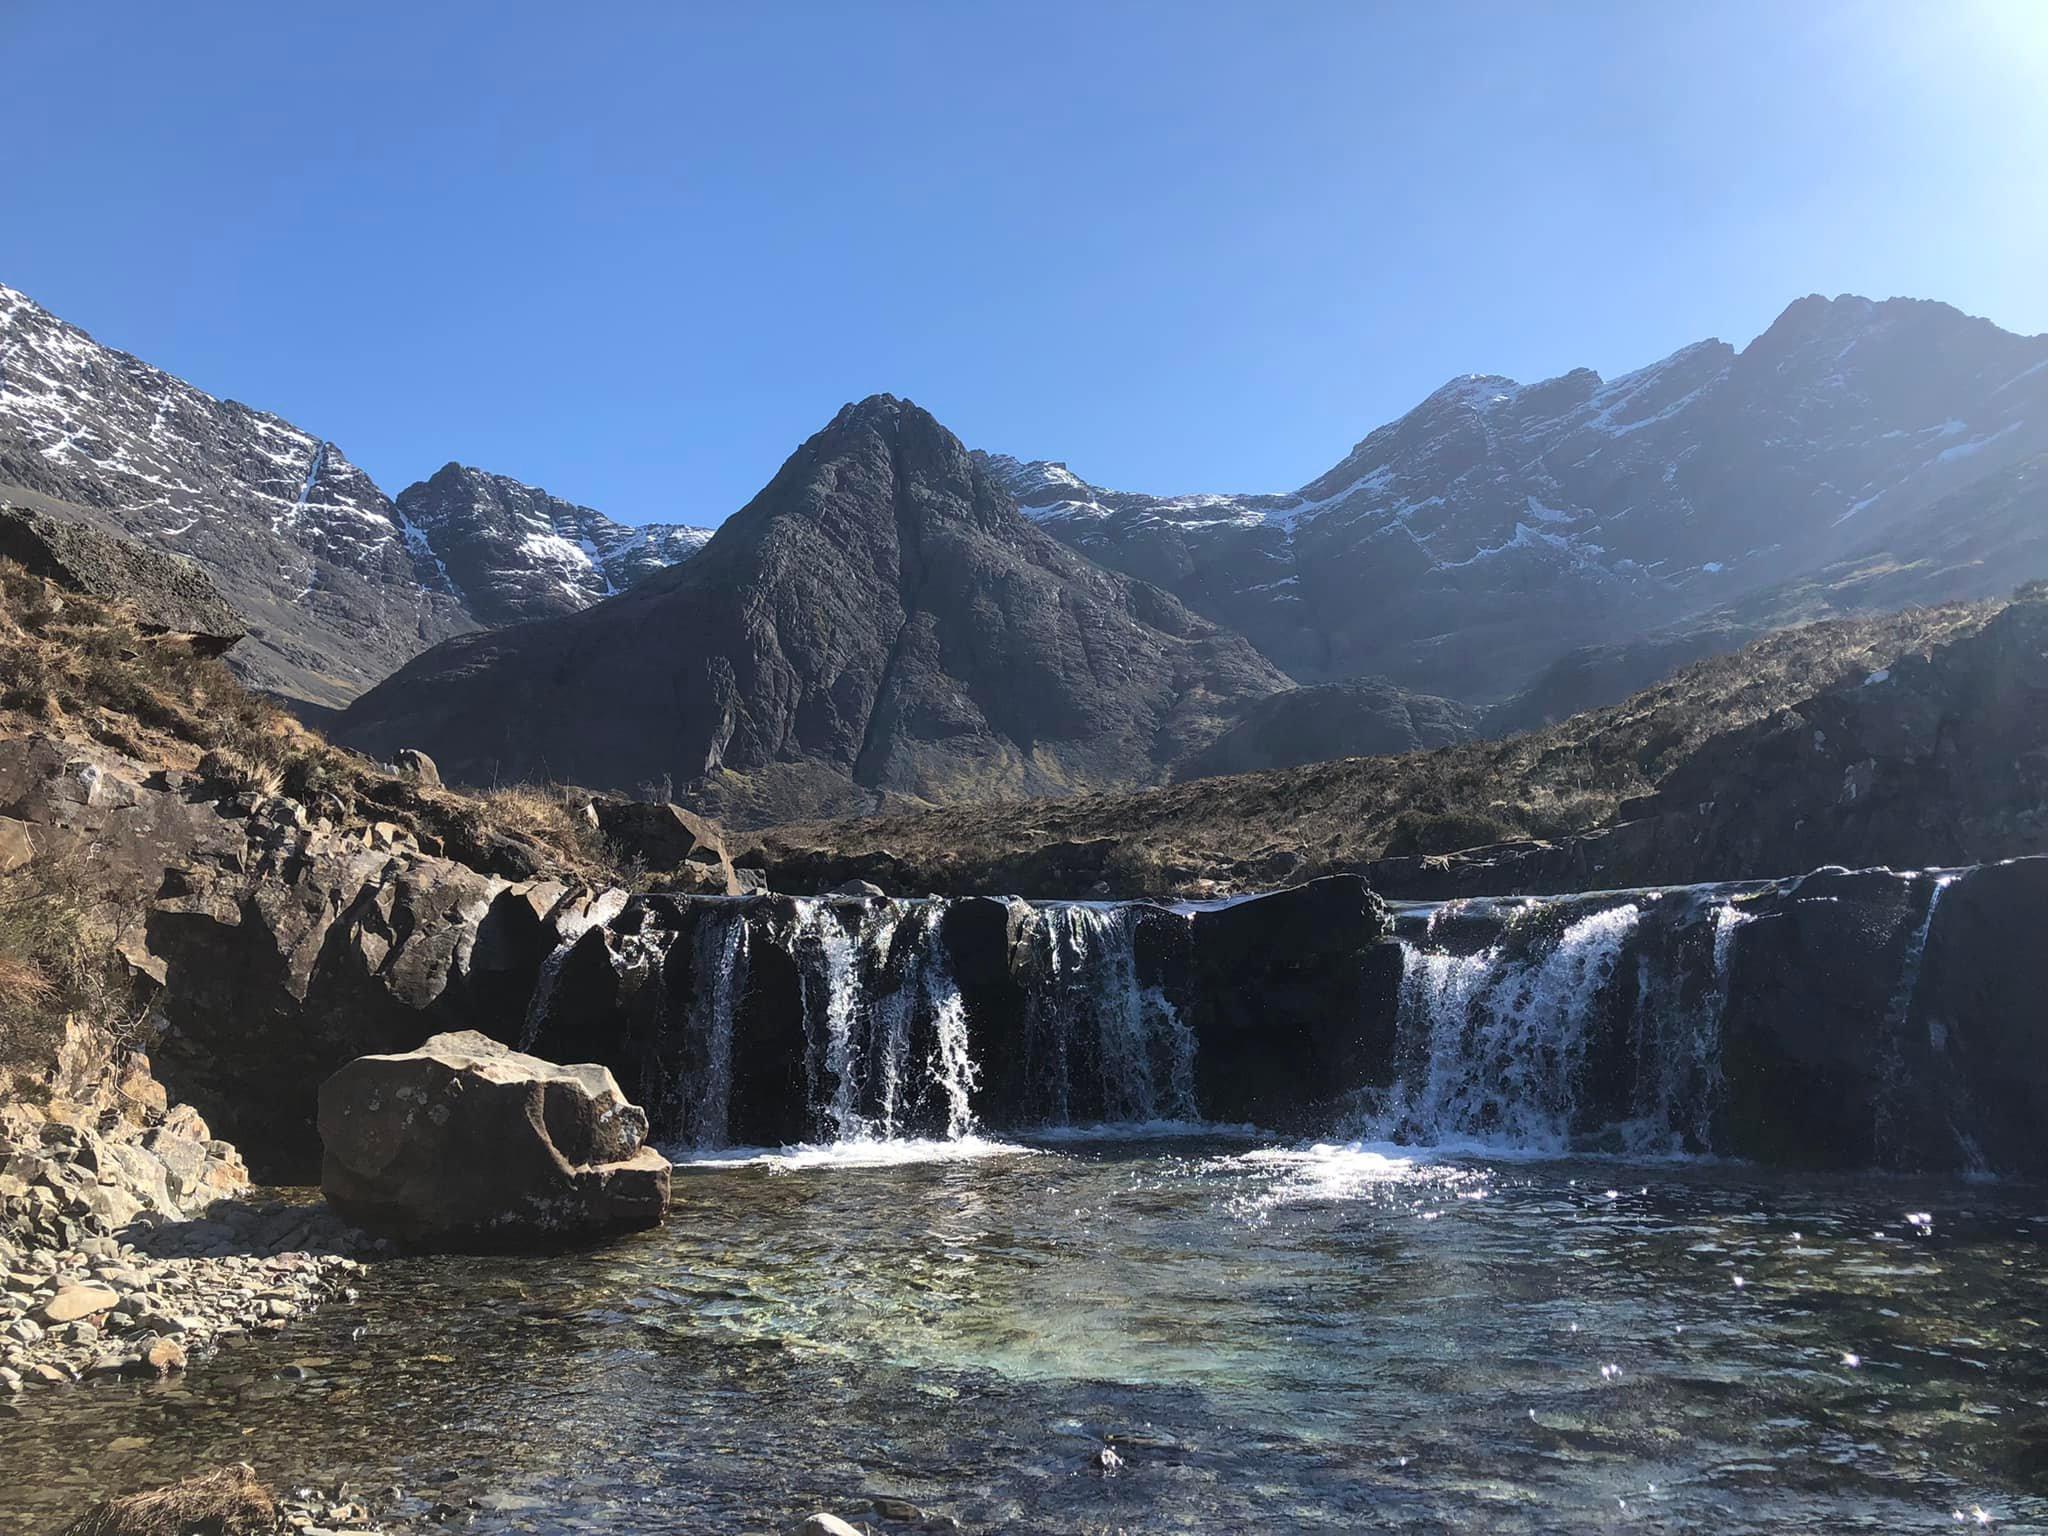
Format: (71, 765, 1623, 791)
(4, 278, 2045, 818)
(0, 284, 711, 704)
(987, 294, 2048, 702)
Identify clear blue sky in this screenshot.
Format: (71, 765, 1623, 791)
(6, 2, 2044, 525)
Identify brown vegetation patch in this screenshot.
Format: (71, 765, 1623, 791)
(755, 602, 2000, 893)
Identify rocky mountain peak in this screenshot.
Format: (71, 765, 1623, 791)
(392, 462, 712, 627)
(0, 282, 716, 700)
(337, 397, 1291, 823)
(996, 293, 2048, 702)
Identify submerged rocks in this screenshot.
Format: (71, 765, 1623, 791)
(318, 1032, 671, 1250)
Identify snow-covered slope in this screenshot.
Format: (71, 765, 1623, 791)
(0, 284, 711, 703)
(987, 295, 2048, 702)
(0, 283, 480, 703)
(394, 464, 713, 626)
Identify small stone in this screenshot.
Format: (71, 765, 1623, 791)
(25, 1361, 68, 1384)
(142, 1336, 187, 1374)
(789, 1517, 864, 1536)
(873, 1499, 926, 1521)
(36, 1283, 119, 1323)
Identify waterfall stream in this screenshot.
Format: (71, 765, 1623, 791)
(519, 865, 2002, 1168)
(1021, 905, 1198, 1128)
(1374, 902, 1647, 1151)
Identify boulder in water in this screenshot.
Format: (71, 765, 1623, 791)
(317, 1031, 670, 1250)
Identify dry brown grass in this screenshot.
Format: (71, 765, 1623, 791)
(758, 601, 2001, 890)
(0, 849, 123, 1081)
(465, 782, 632, 878)
(0, 559, 632, 882)
(59, 1463, 276, 1536)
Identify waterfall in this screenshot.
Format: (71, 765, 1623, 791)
(1873, 872, 1961, 1163)
(1375, 892, 1770, 1155)
(1620, 900, 1751, 1155)
(1021, 905, 1197, 1127)
(673, 905, 751, 1149)
(1376, 903, 1644, 1151)
(791, 900, 866, 1140)
(1886, 872, 1956, 1038)
(786, 899, 979, 1142)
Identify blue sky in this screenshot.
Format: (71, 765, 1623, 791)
(6, 2, 2044, 525)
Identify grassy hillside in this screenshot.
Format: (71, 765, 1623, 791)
(753, 601, 1999, 893)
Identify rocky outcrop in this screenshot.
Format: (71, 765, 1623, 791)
(1183, 876, 1397, 1126)
(318, 1032, 670, 1250)
(0, 732, 623, 1177)
(0, 503, 246, 653)
(335, 396, 1292, 824)
(594, 799, 741, 892)
(1363, 590, 2048, 898)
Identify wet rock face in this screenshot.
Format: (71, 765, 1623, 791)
(1184, 876, 1398, 1127)
(1902, 857, 2048, 1174)
(318, 1031, 671, 1251)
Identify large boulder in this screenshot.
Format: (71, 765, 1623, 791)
(1185, 876, 1398, 1125)
(317, 1031, 670, 1250)
(595, 799, 742, 893)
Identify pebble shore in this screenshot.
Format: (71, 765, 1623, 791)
(1, 1104, 380, 1397)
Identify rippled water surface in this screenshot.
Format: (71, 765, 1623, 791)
(3, 1141, 2045, 1533)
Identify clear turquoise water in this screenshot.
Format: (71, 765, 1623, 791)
(3, 1139, 2044, 1533)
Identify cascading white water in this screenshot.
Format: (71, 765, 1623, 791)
(791, 899, 867, 1140)
(786, 900, 979, 1142)
(677, 906, 750, 1148)
(1376, 903, 1645, 1151)
(1024, 905, 1197, 1126)
(1873, 871, 1962, 1163)
(1886, 872, 1956, 1038)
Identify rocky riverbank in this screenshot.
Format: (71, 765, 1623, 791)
(1, 1096, 378, 1396)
